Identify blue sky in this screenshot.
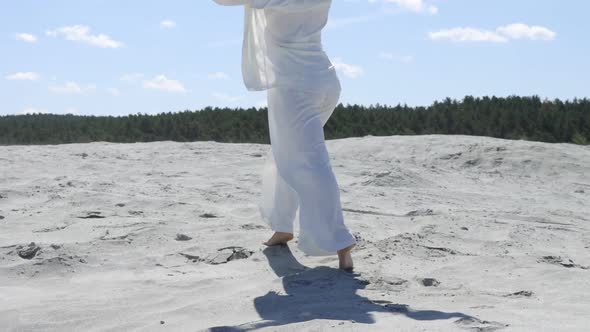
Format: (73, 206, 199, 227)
(1, 0, 589, 116)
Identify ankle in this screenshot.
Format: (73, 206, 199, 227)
(337, 244, 355, 254)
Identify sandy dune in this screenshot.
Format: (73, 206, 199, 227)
(1, 135, 589, 331)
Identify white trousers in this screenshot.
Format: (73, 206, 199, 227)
(257, 73, 357, 256)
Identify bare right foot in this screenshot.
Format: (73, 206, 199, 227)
(337, 244, 355, 272)
(263, 232, 294, 246)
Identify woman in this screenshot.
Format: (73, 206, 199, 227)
(212, 0, 356, 271)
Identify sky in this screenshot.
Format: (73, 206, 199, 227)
(1, 0, 589, 116)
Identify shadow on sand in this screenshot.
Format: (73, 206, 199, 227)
(207, 245, 474, 331)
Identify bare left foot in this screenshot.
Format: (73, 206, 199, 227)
(263, 232, 294, 246)
(337, 244, 356, 272)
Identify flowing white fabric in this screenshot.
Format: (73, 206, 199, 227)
(214, 0, 336, 91)
(260, 76, 357, 256)
(242, 4, 274, 90)
(212, 0, 356, 256)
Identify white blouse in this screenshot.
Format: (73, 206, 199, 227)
(213, 0, 336, 91)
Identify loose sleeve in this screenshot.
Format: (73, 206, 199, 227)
(241, 5, 275, 91)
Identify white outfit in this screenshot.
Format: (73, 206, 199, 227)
(213, 0, 356, 256)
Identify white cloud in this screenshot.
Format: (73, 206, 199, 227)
(497, 23, 556, 41)
(46, 25, 123, 49)
(370, 0, 438, 15)
(329, 0, 437, 29)
(6, 72, 40, 81)
(143, 75, 186, 93)
(107, 88, 120, 96)
(378, 52, 414, 63)
(429, 28, 508, 43)
(212, 92, 243, 103)
(160, 20, 177, 29)
(429, 23, 556, 43)
(332, 58, 364, 79)
(15, 33, 37, 43)
(49, 82, 96, 94)
(208, 72, 230, 80)
(120, 73, 144, 82)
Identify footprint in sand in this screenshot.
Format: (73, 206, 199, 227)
(175, 234, 192, 241)
(77, 211, 106, 219)
(206, 247, 254, 265)
(241, 223, 265, 230)
(33, 224, 70, 233)
(503, 290, 533, 298)
(538, 256, 589, 269)
(405, 208, 435, 217)
(454, 316, 508, 331)
(463, 158, 481, 167)
(365, 276, 408, 292)
(420, 278, 440, 287)
(179, 246, 254, 265)
(17, 242, 41, 259)
(440, 152, 463, 160)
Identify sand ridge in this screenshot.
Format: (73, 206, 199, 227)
(1, 135, 589, 331)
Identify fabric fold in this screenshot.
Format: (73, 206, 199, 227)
(242, 4, 277, 91)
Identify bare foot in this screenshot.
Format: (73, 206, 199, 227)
(263, 232, 294, 246)
(337, 244, 356, 272)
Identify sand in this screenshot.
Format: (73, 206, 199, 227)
(1, 134, 589, 331)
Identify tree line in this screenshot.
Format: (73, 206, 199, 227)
(1, 95, 588, 146)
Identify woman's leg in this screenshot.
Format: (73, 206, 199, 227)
(259, 146, 299, 240)
(264, 85, 356, 257)
(258, 89, 300, 244)
(317, 80, 356, 270)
